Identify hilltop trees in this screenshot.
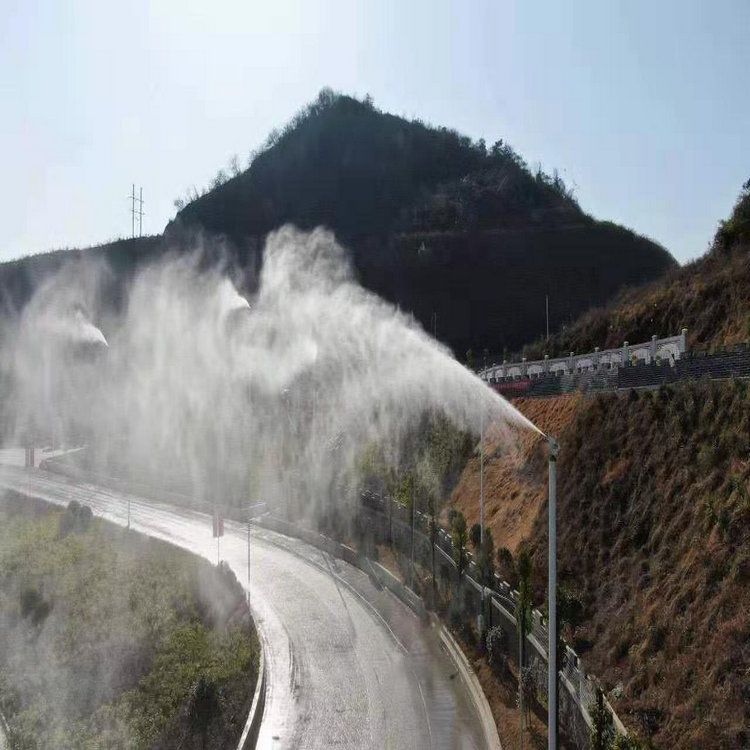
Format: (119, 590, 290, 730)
(168, 89, 674, 356)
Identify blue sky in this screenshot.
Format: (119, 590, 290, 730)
(2, 0, 748, 263)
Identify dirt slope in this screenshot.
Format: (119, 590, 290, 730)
(449, 394, 581, 553)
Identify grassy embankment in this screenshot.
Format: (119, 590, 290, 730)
(449, 381, 749, 748)
(0, 493, 258, 750)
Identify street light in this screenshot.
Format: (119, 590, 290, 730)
(548, 436, 559, 750)
(478, 408, 485, 634)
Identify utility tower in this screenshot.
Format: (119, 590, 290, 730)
(129, 184, 145, 237)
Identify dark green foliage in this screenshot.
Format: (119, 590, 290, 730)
(451, 511, 468, 580)
(59, 500, 93, 536)
(612, 735, 644, 750)
(557, 584, 583, 666)
(168, 90, 674, 355)
(589, 689, 616, 750)
(0, 495, 258, 749)
(189, 675, 219, 746)
(19, 586, 51, 625)
(477, 529, 496, 587)
(516, 547, 533, 642)
(469, 522, 482, 550)
(496, 546, 515, 584)
(715, 178, 750, 252)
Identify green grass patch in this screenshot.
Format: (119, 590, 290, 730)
(0, 493, 258, 749)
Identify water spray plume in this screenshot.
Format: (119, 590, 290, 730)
(9, 226, 542, 520)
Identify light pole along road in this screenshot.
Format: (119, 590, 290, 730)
(0, 464, 491, 750)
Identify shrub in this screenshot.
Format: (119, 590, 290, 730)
(486, 625, 508, 676)
(520, 665, 537, 706)
(469, 522, 482, 550)
(19, 586, 51, 625)
(448, 592, 465, 630)
(188, 675, 219, 740)
(477, 530, 496, 586)
(589, 691, 616, 749)
(60, 501, 93, 535)
(613, 734, 644, 750)
(451, 512, 468, 579)
(496, 546, 515, 584)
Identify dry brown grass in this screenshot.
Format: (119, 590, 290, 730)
(526, 380, 750, 748)
(448, 394, 582, 553)
(446, 380, 749, 747)
(526, 243, 750, 360)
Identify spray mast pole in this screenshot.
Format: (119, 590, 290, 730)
(478, 406, 485, 632)
(548, 437, 559, 750)
(480, 348, 488, 548)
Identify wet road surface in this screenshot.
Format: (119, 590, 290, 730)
(0, 465, 488, 750)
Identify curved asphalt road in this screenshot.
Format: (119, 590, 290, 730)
(0, 465, 488, 750)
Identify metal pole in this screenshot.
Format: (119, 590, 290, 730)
(479, 409, 485, 633)
(548, 437, 559, 750)
(480, 410, 485, 545)
(247, 519, 251, 606)
(410, 479, 415, 589)
(546, 295, 550, 342)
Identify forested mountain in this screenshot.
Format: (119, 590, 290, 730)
(168, 89, 676, 354)
(0, 90, 675, 354)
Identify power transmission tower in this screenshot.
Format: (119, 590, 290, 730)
(129, 184, 145, 238)
(137, 187, 144, 237)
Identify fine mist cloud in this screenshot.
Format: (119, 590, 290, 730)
(10, 226, 540, 520)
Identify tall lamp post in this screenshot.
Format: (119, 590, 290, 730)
(548, 436, 559, 750)
(478, 408, 485, 633)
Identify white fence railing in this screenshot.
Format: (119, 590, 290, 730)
(480, 330, 688, 382)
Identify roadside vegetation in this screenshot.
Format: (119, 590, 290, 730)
(0, 492, 258, 750)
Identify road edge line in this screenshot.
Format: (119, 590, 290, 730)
(237, 619, 267, 750)
(433, 614, 503, 750)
